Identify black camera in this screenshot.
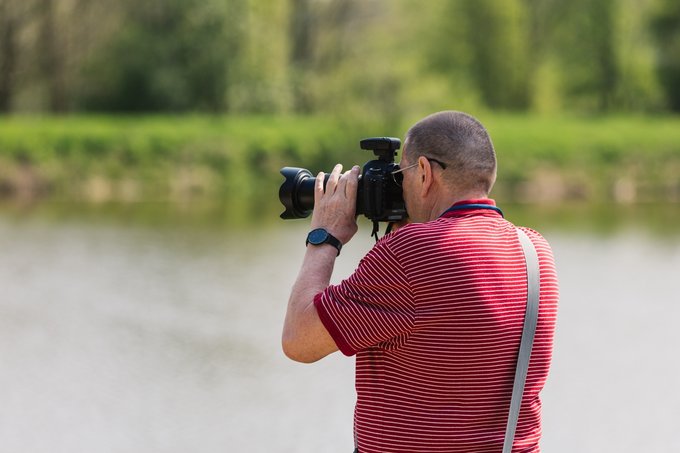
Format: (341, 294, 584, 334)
(278, 137, 407, 234)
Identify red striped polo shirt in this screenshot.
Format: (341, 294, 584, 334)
(314, 199, 559, 453)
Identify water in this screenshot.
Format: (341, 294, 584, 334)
(0, 204, 679, 453)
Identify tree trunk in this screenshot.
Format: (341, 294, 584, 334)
(39, 0, 68, 112)
(0, 0, 18, 112)
(289, 0, 315, 112)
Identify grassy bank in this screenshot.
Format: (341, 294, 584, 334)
(0, 114, 678, 205)
(481, 114, 680, 203)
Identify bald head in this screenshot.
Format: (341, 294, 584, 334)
(404, 111, 497, 196)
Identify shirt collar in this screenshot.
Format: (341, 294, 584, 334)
(439, 199, 503, 219)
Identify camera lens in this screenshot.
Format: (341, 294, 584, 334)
(278, 167, 326, 219)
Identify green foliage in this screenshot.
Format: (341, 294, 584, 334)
(2, 0, 679, 115)
(78, 0, 243, 112)
(462, 0, 531, 109)
(563, 0, 619, 110)
(416, 0, 529, 110)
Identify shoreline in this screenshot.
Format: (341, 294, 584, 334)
(1, 114, 678, 204)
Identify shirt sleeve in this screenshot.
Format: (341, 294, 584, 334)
(313, 238, 415, 356)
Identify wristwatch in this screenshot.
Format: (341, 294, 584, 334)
(306, 228, 342, 256)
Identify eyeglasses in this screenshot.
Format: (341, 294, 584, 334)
(391, 157, 448, 187)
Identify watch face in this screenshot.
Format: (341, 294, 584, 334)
(308, 228, 329, 245)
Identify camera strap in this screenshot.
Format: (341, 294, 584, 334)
(502, 228, 540, 453)
(371, 221, 381, 242)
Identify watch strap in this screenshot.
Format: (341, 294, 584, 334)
(306, 229, 342, 256)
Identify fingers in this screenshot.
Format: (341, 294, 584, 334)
(315, 163, 358, 200)
(342, 165, 360, 198)
(314, 171, 324, 205)
(325, 164, 343, 195)
(335, 169, 350, 197)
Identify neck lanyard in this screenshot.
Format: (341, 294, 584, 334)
(441, 203, 504, 218)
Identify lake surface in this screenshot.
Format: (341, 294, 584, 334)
(0, 203, 679, 453)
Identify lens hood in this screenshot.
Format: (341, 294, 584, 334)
(279, 167, 315, 219)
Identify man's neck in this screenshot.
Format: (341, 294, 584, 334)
(426, 191, 489, 221)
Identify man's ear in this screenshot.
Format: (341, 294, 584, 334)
(418, 156, 433, 197)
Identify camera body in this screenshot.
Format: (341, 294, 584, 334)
(279, 137, 407, 224)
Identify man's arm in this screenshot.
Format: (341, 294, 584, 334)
(282, 245, 339, 363)
(282, 164, 360, 363)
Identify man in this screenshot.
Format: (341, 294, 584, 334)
(282, 111, 559, 452)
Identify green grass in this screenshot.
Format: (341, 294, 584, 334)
(0, 114, 379, 201)
(0, 113, 679, 204)
(480, 113, 680, 202)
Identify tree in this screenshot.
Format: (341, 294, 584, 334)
(549, 0, 621, 111)
(289, 0, 315, 112)
(37, 0, 68, 112)
(423, 0, 531, 110)
(651, 0, 680, 111)
(0, 0, 24, 112)
(79, 0, 244, 112)
(285, 0, 367, 114)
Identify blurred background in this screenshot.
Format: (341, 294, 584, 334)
(0, 0, 679, 452)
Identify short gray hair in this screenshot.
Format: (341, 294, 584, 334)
(404, 111, 497, 195)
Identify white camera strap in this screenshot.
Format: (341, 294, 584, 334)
(502, 228, 541, 453)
